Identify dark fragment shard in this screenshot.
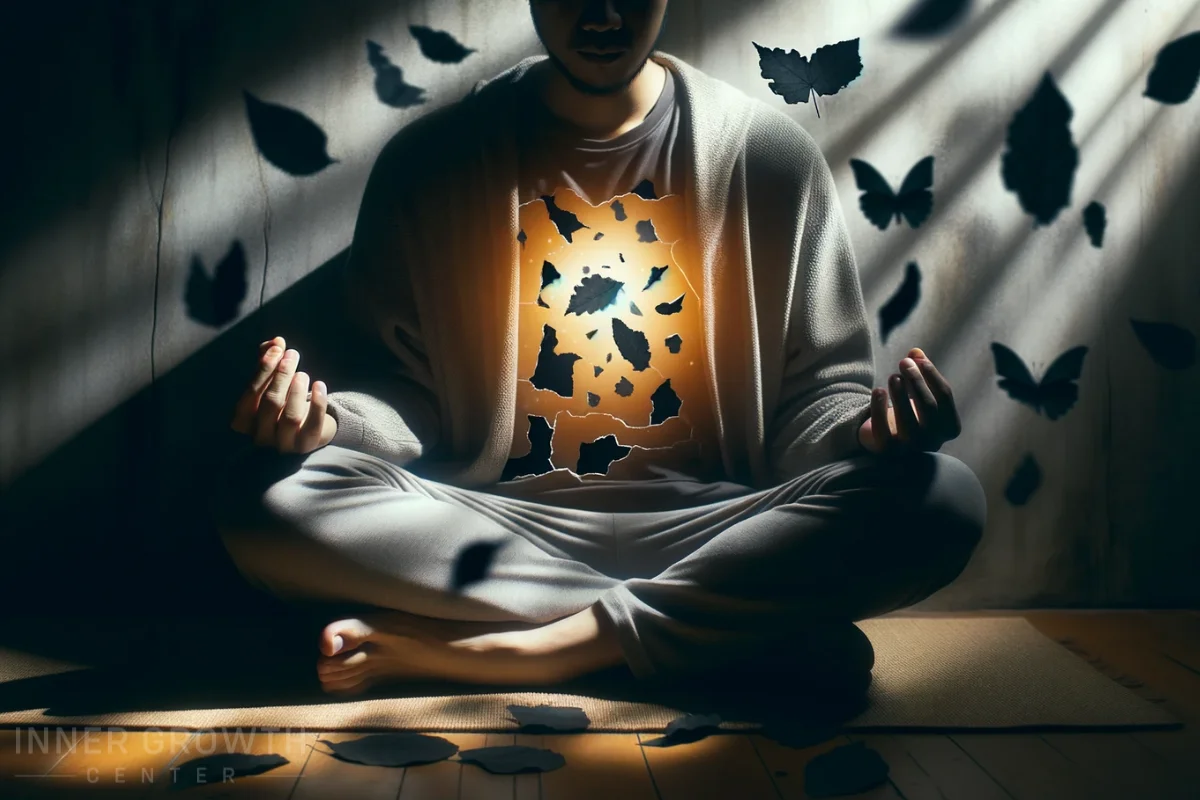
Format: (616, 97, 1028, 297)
(530, 325, 581, 397)
(636, 219, 658, 242)
(577, 434, 632, 475)
(594, 365, 604, 377)
(542, 194, 589, 242)
(587, 392, 600, 407)
(640, 713, 723, 747)
(501, 415, 554, 481)
(630, 301, 642, 316)
(612, 318, 652, 371)
(643, 265, 669, 291)
(649, 379, 681, 424)
(655, 294, 684, 315)
(540, 260, 561, 291)
(611, 199, 627, 221)
(665, 334, 683, 354)
(631, 178, 657, 199)
(614, 376, 634, 397)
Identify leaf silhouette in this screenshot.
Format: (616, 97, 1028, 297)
(753, 39, 862, 118)
(501, 415, 555, 481)
(878, 261, 921, 344)
(849, 157, 934, 230)
(366, 41, 426, 108)
(543, 195, 589, 242)
(577, 434, 632, 475)
(641, 713, 723, 747)
(655, 294, 685, 316)
(409, 24, 475, 64)
(613, 318, 652, 371)
(649, 379, 681, 424)
(457, 745, 565, 774)
(643, 265, 669, 291)
(317, 733, 458, 767)
(990, 342, 1088, 420)
(1144, 31, 1200, 105)
(1004, 453, 1041, 506)
(804, 742, 889, 798)
(508, 704, 591, 733)
(530, 325, 581, 396)
(1083, 201, 1106, 247)
(243, 91, 336, 176)
(186, 240, 247, 327)
(172, 753, 288, 788)
(665, 334, 683, 354)
(1001, 73, 1078, 226)
(1130, 318, 1195, 369)
(636, 219, 658, 242)
(892, 0, 974, 38)
(452, 541, 505, 590)
(566, 275, 624, 315)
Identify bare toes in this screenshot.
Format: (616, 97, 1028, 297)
(317, 650, 370, 675)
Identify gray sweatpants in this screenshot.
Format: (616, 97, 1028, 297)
(209, 444, 986, 679)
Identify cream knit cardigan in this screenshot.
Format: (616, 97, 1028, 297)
(325, 51, 877, 490)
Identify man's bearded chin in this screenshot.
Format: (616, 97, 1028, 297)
(544, 48, 648, 96)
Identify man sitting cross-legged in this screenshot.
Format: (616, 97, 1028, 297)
(212, 0, 986, 697)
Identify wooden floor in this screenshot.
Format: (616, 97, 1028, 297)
(1, 611, 1197, 799)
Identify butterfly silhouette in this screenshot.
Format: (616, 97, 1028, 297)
(849, 156, 934, 230)
(990, 343, 1088, 420)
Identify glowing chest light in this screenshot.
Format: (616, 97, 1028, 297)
(504, 186, 718, 481)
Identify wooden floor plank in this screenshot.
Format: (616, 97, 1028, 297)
(514, 733, 542, 800)
(1038, 731, 1190, 800)
(0, 726, 88, 787)
(948, 733, 1112, 800)
(887, 734, 1011, 800)
(457, 732, 515, 800)
(154, 728, 315, 798)
(539, 733, 658, 800)
(1026, 611, 1200, 779)
(397, 733, 481, 800)
(640, 732, 779, 800)
(848, 734, 949, 800)
(0, 728, 196, 799)
(292, 731, 405, 800)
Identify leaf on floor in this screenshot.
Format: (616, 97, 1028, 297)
(315, 733, 458, 767)
(640, 713, 723, 747)
(507, 703, 591, 732)
(171, 752, 289, 788)
(758, 720, 841, 750)
(457, 744, 566, 774)
(803, 741, 889, 797)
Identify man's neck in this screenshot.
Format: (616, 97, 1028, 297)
(533, 57, 667, 141)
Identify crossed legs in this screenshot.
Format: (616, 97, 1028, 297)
(210, 444, 986, 693)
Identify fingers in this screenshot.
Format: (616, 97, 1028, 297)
(889, 372, 918, 443)
(296, 379, 329, 453)
(277, 370, 311, 452)
(254, 348, 299, 448)
(231, 338, 287, 435)
(869, 388, 891, 453)
(914, 355, 961, 438)
(899, 356, 937, 426)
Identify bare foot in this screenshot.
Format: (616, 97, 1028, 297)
(315, 612, 561, 696)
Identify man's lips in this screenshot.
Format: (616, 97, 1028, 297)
(576, 49, 626, 63)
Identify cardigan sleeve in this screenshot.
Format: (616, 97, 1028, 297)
(765, 121, 876, 483)
(323, 130, 441, 467)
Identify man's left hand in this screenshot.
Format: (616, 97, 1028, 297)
(858, 347, 962, 455)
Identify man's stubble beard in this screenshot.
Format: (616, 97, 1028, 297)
(542, 48, 649, 96)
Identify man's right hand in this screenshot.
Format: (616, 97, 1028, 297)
(230, 335, 338, 453)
